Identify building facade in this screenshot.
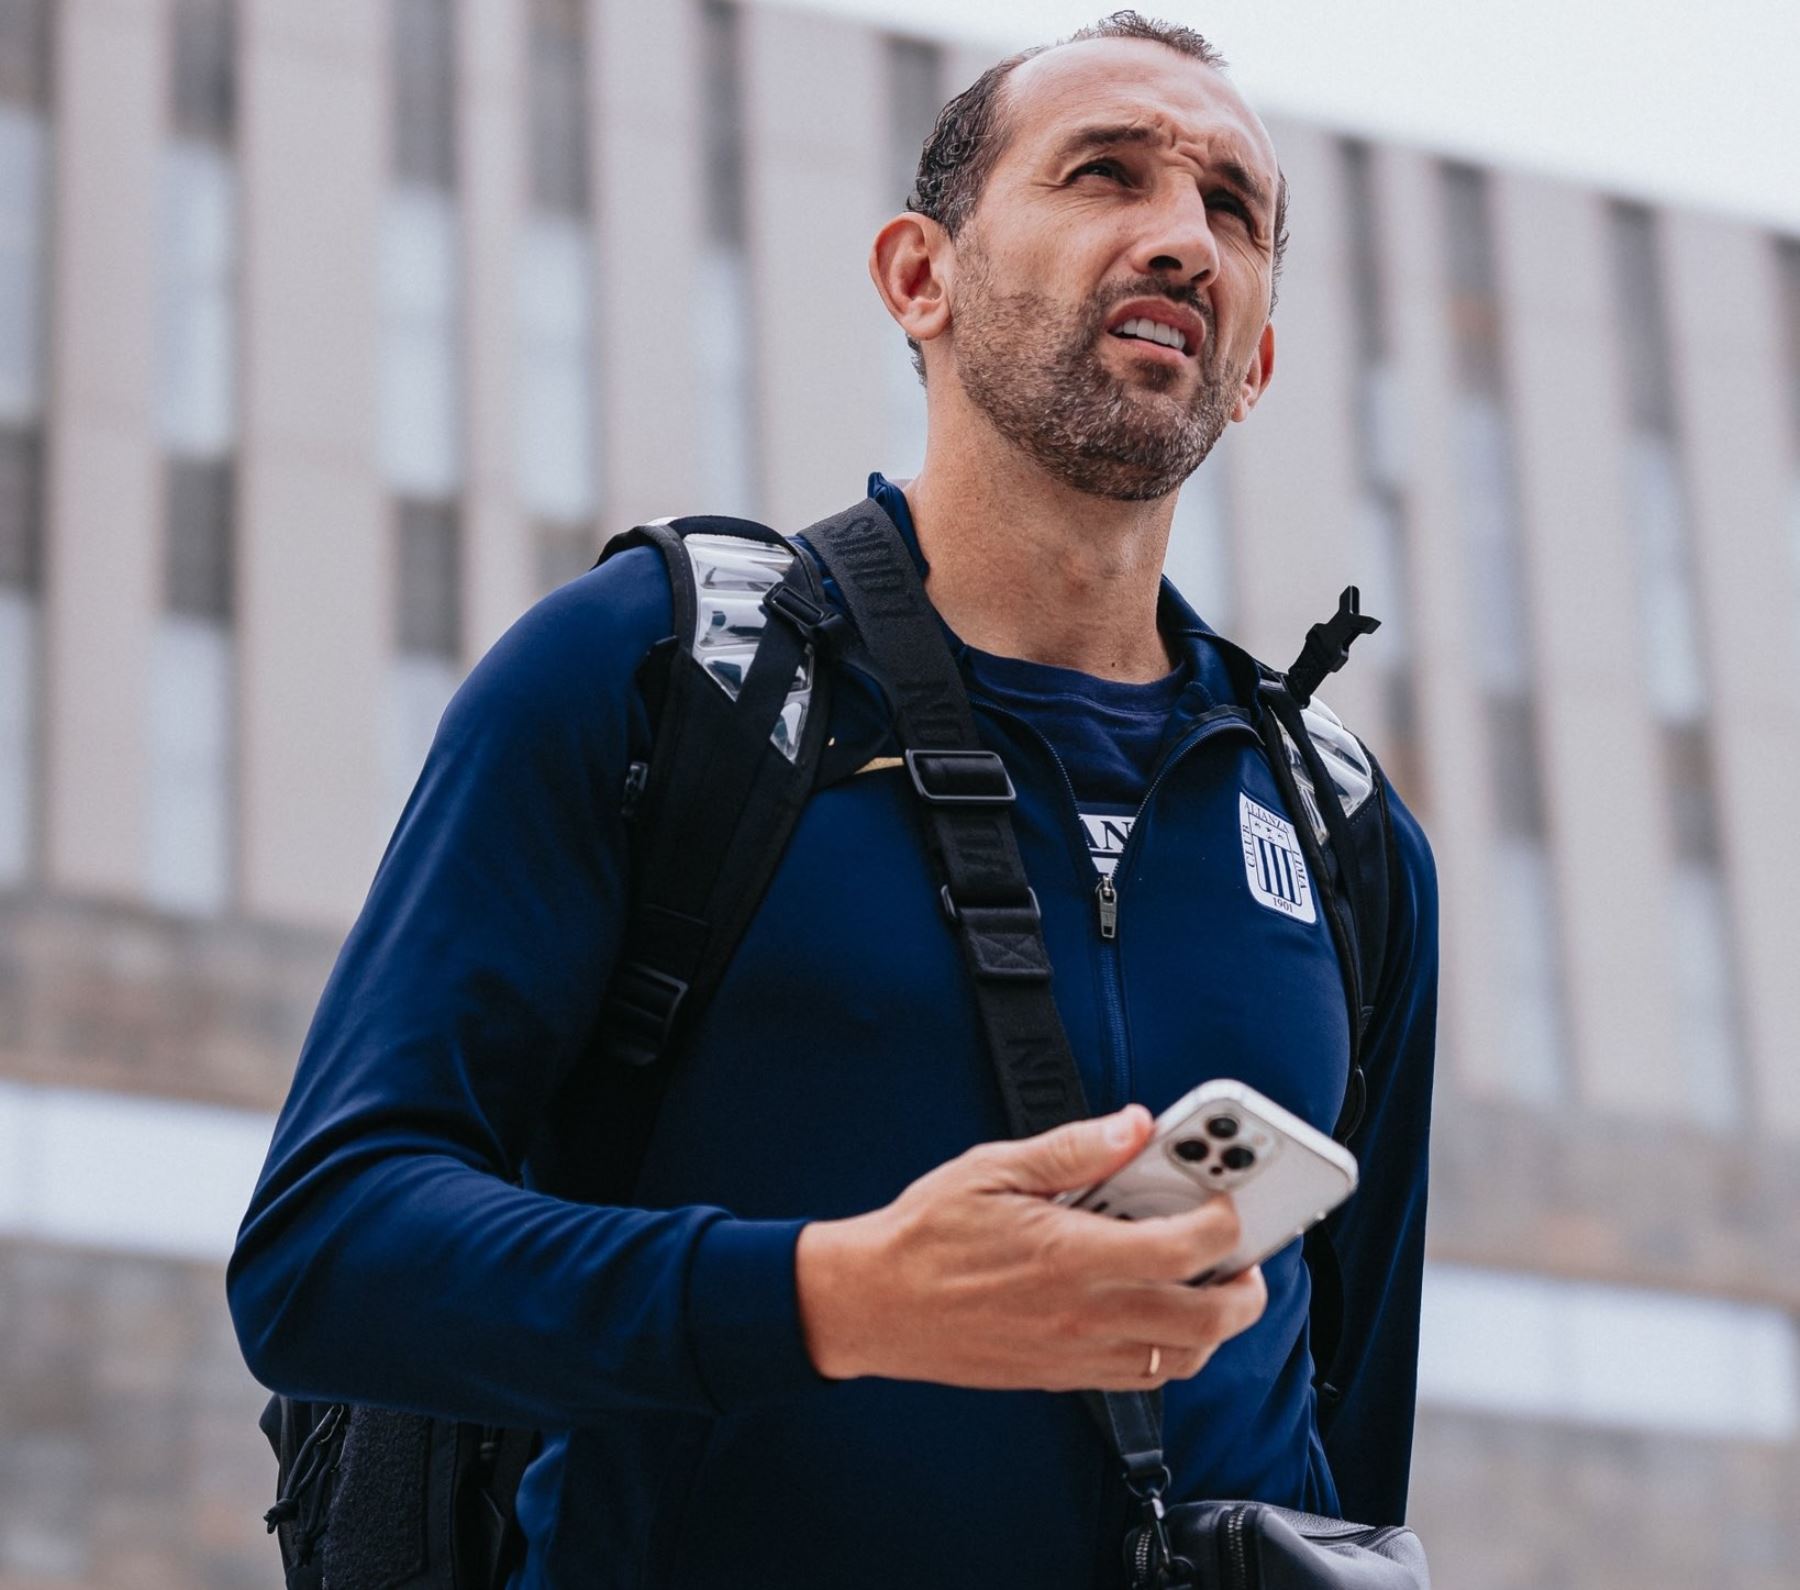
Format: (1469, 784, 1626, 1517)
(0, 1, 1797, 1585)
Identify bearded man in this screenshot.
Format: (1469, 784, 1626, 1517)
(231, 13, 1438, 1589)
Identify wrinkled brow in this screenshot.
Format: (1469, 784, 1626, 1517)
(1047, 122, 1272, 217)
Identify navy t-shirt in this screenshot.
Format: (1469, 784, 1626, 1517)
(869, 472, 1230, 878)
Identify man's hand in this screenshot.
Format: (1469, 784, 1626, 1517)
(794, 1104, 1267, 1392)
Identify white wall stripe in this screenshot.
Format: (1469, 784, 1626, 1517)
(1, 1080, 1795, 1444)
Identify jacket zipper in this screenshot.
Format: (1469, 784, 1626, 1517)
(971, 701, 1259, 1113)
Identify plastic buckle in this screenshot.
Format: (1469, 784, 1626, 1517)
(761, 583, 847, 649)
(904, 748, 1016, 806)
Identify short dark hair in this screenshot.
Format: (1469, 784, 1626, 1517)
(901, 10, 1290, 381)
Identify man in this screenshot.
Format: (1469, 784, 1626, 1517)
(229, 13, 1437, 1589)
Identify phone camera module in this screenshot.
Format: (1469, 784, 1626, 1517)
(1173, 1138, 1209, 1162)
(1204, 1115, 1240, 1140)
(1221, 1145, 1255, 1171)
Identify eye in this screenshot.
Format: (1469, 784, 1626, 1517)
(1208, 191, 1252, 223)
(1072, 158, 1130, 183)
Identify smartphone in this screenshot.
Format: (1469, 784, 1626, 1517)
(1052, 1080, 1358, 1285)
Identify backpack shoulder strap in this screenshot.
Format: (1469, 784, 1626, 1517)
(592, 515, 841, 1072)
(1242, 587, 1400, 1412)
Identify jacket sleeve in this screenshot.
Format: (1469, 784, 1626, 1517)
(226, 547, 831, 1428)
(1316, 778, 1439, 1525)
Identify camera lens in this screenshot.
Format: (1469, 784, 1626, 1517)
(1205, 1115, 1239, 1140)
(1173, 1138, 1209, 1162)
(1221, 1145, 1255, 1171)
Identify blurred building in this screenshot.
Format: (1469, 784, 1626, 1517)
(1, 1, 1797, 1585)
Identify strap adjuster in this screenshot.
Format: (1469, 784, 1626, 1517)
(602, 960, 690, 1068)
(761, 582, 848, 648)
(905, 748, 1016, 806)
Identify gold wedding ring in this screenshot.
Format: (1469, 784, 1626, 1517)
(1145, 1344, 1161, 1378)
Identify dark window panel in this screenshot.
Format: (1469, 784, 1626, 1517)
(535, 518, 597, 596)
(392, 0, 456, 190)
(171, 0, 235, 145)
(886, 36, 940, 212)
(1441, 162, 1502, 395)
(699, 0, 745, 247)
(0, 424, 41, 590)
(396, 496, 461, 658)
(1610, 202, 1677, 435)
(1486, 692, 1548, 839)
(0, 0, 48, 110)
(1663, 720, 1721, 864)
(164, 455, 235, 621)
(1777, 236, 1800, 458)
(1342, 140, 1387, 364)
(529, 0, 590, 216)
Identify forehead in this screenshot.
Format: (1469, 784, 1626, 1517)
(998, 37, 1276, 184)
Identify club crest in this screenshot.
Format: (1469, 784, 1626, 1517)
(1239, 791, 1316, 923)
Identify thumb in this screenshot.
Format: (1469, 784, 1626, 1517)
(992, 1105, 1152, 1195)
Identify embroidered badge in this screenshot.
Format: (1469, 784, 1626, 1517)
(1239, 791, 1316, 923)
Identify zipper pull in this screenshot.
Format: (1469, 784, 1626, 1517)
(1095, 874, 1119, 940)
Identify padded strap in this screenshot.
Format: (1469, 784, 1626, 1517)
(804, 501, 1091, 1141)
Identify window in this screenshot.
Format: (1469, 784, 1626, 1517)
(528, 0, 589, 217)
(695, 1, 758, 517)
(1609, 201, 1747, 1125)
(0, 2, 46, 887)
(882, 36, 941, 471)
(383, 500, 462, 834)
(171, 0, 234, 146)
(1441, 161, 1568, 1099)
(1777, 239, 1800, 684)
(1343, 140, 1420, 804)
(382, 0, 464, 849)
(379, 189, 461, 496)
(392, 0, 455, 190)
(0, 0, 50, 113)
(149, 0, 238, 915)
(521, 0, 598, 578)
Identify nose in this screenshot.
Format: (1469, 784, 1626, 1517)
(1126, 181, 1220, 288)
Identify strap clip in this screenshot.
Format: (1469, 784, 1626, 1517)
(905, 748, 1016, 807)
(761, 583, 849, 649)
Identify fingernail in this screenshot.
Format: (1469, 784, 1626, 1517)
(1105, 1109, 1139, 1147)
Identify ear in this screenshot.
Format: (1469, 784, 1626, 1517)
(1230, 320, 1276, 423)
(869, 212, 952, 349)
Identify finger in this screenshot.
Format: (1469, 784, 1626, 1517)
(976, 1105, 1152, 1195)
(1096, 1266, 1269, 1353)
(1040, 1194, 1245, 1283)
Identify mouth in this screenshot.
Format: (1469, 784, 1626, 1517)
(1105, 325, 1194, 365)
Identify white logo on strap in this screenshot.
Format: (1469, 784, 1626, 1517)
(1239, 791, 1316, 923)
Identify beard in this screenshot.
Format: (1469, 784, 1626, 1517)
(950, 235, 1247, 503)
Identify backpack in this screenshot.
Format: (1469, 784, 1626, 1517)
(257, 501, 1395, 1589)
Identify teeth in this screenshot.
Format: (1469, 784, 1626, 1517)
(1112, 316, 1188, 352)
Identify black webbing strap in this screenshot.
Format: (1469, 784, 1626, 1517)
(805, 501, 1091, 1140)
(801, 498, 1169, 1506)
(596, 525, 835, 1070)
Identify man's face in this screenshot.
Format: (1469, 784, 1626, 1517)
(944, 39, 1280, 502)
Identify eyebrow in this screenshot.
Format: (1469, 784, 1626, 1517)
(1048, 122, 1272, 217)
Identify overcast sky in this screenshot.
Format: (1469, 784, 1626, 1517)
(753, 0, 1800, 234)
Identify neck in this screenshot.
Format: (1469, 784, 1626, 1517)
(899, 408, 1181, 684)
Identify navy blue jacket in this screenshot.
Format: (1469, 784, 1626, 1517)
(228, 487, 1438, 1590)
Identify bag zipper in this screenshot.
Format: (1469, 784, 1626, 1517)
(1225, 1502, 1254, 1589)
